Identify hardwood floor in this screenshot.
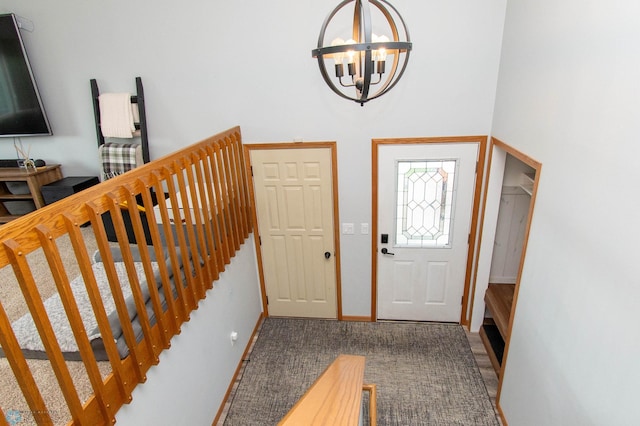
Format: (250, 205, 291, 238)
(217, 324, 502, 425)
(467, 330, 502, 424)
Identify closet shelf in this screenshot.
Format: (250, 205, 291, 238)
(519, 172, 535, 196)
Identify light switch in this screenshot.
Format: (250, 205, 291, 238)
(360, 223, 369, 234)
(342, 223, 354, 234)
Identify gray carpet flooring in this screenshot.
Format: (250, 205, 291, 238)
(223, 318, 499, 425)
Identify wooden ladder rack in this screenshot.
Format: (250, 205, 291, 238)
(90, 77, 150, 164)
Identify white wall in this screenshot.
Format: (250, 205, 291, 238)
(471, 146, 505, 331)
(491, 0, 640, 424)
(0, 0, 506, 317)
(115, 234, 262, 425)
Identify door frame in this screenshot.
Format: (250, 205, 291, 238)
(371, 136, 488, 324)
(470, 137, 542, 417)
(244, 142, 343, 319)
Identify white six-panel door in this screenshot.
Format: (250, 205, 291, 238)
(250, 147, 337, 318)
(377, 143, 478, 322)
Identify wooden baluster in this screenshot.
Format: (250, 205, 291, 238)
(137, 176, 180, 338)
(237, 131, 253, 234)
(197, 147, 223, 280)
(183, 157, 210, 297)
(121, 184, 170, 351)
(231, 133, 251, 238)
(174, 161, 204, 305)
(206, 144, 231, 266)
(34, 224, 113, 423)
(222, 137, 241, 251)
(190, 152, 219, 285)
(0, 300, 52, 424)
(86, 200, 146, 384)
(2, 239, 87, 425)
(214, 141, 236, 259)
(105, 193, 159, 365)
(231, 138, 249, 242)
(221, 137, 242, 251)
(162, 165, 197, 313)
(62, 212, 130, 404)
(152, 169, 190, 323)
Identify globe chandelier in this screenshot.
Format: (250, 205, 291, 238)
(312, 0, 412, 106)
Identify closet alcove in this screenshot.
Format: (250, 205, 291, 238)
(480, 154, 536, 376)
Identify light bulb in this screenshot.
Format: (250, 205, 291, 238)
(331, 38, 345, 65)
(377, 35, 389, 61)
(345, 39, 357, 64)
(371, 34, 379, 61)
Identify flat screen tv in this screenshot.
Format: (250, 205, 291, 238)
(0, 13, 52, 137)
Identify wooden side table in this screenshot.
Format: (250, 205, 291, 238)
(0, 165, 62, 224)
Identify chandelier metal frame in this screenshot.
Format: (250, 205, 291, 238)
(312, 0, 412, 106)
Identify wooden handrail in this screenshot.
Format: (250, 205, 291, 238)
(278, 355, 376, 426)
(0, 126, 252, 425)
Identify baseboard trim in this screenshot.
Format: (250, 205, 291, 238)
(341, 315, 373, 322)
(213, 312, 265, 425)
(497, 401, 508, 425)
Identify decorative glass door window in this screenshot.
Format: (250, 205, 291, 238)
(395, 159, 457, 248)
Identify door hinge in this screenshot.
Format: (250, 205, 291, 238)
(250, 166, 254, 177)
(468, 233, 471, 244)
(259, 236, 262, 245)
(266, 296, 269, 305)
(475, 161, 479, 174)
(461, 296, 464, 305)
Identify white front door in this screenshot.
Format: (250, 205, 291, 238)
(250, 147, 338, 319)
(377, 143, 478, 322)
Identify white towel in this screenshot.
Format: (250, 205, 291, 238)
(98, 93, 136, 138)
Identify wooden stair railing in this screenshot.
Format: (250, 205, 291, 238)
(278, 355, 377, 426)
(0, 126, 251, 425)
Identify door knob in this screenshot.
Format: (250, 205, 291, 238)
(381, 248, 395, 255)
(324, 251, 331, 259)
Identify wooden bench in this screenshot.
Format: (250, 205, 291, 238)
(480, 283, 515, 376)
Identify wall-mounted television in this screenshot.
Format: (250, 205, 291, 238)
(0, 13, 52, 137)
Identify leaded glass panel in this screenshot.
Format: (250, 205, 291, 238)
(395, 160, 457, 247)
